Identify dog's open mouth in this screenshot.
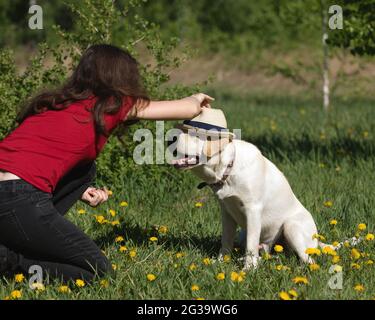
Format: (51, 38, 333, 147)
(171, 155, 200, 169)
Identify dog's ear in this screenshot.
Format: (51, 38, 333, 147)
(203, 136, 230, 158)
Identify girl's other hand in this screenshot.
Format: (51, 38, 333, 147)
(81, 187, 109, 207)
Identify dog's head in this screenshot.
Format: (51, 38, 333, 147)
(169, 128, 231, 170)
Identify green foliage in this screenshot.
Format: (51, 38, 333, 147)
(328, 0, 375, 55)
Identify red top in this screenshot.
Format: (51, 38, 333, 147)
(0, 96, 134, 193)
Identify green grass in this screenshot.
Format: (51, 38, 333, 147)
(1, 92, 374, 300)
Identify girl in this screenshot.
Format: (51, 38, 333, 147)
(0, 44, 213, 283)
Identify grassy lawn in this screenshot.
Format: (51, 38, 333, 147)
(1, 91, 374, 300)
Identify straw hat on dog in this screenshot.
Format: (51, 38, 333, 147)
(176, 108, 235, 139)
(176, 108, 235, 158)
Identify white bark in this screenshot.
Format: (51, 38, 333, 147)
(321, 1, 330, 112)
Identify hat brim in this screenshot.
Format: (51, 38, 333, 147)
(174, 123, 235, 139)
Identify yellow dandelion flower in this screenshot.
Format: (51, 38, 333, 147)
(31, 282, 45, 291)
(112, 264, 117, 271)
(109, 209, 116, 217)
(111, 220, 120, 226)
(332, 255, 341, 263)
(354, 284, 364, 292)
(329, 219, 337, 226)
(129, 250, 137, 258)
(351, 263, 361, 270)
(292, 276, 309, 285)
(239, 271, 246, 277)
(223, 255, 231, 263)
(358, 223, 366, 231)
(230, 272, 239, 281)
(365, 260, 374, 265)
(274, 244, 284, 253)
(365, 233, 374, 241)
(14, 274, 25, 283)
(100, 280, 109, 288)
(279, 291, 291, 300)
(323, 201, 333, 208)
(95, 215, 106, 224)
(309, 264, 320, 271)
(196, 297, 205, 300)
(176, 252, 184, 258)
(78, 209, 86, 214)
(344, 241, 350, 248)
(275, 265, 291, 271)
(332, 241, 340, 247)
(147, 274, 156, 281)
(149, 236, 158, 242)
(305, 248, 321, 256)
(202, 258, 211, 266)
(120, 201, 128, 207)
(322, 246, 337, 256)
(195, 202, 203, 208)
(158, 226, 168, 234)
(75, 279, 85, 287)
(10, 290, 22, 299)
(216, 272, 225, 281)
(119, 246, 127, 252)
(191, 285, 200, 291)
(115, 236, 124, 243)
(189, 263, 197, 271)
(58, 286, 71, 293)
(351, 248, 361, 260)
(107, 190, 113, 196)
(312, 234, 326, 241)
(288, 289, 298, 298)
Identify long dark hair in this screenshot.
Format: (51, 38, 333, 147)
(17, 44, 149, 136)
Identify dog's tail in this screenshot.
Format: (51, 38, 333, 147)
(318, 237, 362, 251)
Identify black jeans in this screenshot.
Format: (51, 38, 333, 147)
(0, 162, 111, 283)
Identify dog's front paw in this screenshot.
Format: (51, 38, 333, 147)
(243, 255, 260, 270)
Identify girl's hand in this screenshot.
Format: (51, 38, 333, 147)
(190, 93, 214, 109)
(81, 187, 109, 207)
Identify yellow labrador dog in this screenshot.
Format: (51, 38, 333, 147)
(170, 109, 326, 269)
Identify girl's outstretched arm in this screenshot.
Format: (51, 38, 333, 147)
(128, 93, 214, 121)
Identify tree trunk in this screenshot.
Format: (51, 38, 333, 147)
(321, 0, 330, 112)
